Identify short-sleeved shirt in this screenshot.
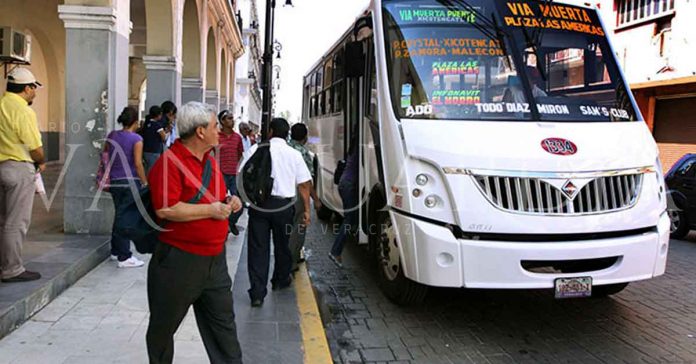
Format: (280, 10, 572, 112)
(107, 130, 143, 181)
(288, 140, 314, 178)
(148, 140, 228, 256)
(217, 131, 244, 176)
(242, 135, 253, 152)
(142, 119, 165, 154)
(0, 92, 42, 163)
(239, 137, 312, 199)
(163, 116, 177, 147)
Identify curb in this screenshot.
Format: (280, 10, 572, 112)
(0, 237, 110, 340)
(294, 263, 333, 364)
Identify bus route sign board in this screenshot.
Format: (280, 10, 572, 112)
(555, 276, 592, 299)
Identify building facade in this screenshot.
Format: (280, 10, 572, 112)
(598, 0, 696, 170)
(0, 0, 244, 234)
(233, 0, 263, 132)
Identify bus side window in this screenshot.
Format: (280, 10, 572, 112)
(333, 49, 344, 113)
(366, 39, 377, 119)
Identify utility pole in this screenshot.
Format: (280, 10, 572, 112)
(260, 0, 276, 141)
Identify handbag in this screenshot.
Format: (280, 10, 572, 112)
(115, 158, 213, 254)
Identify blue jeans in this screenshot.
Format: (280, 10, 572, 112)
(223, 174, 243, 227)
(331, 180, 359, 257)
(144, 152, 160, 174)
(109, 179, 141, 261)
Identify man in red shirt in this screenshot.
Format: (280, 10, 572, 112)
(147, 102, 243, 364)
(217, 110, 245, 235)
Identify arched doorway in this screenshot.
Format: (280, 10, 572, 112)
(205, 27, 219, 111)
(181, 0, 203, 103)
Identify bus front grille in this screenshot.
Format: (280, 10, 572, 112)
(473, 174, 643, 215)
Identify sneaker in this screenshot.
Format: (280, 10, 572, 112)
(118, 256, 145, 268)
(328, 253, 343, 268)
(110, 255, 118, 261)
(299, 247, 306, 262)
(1, 270, 41, 283)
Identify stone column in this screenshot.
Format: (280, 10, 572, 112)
(59, 2, 130, 234)
(205, 90, 220, 113)
(181, 78, 204, 104)
(143, 55, 182, 109)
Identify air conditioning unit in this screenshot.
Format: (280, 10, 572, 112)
(0, 27, 31, 63)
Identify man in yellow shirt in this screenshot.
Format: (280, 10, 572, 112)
(0, 68, 45, 283)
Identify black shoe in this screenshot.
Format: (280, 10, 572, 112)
(251, 298, 264, 307)
(2, 270, 41, 283)
(230, 225, 240, 236)
(272, 279, 292, 291)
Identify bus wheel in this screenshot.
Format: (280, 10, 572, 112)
(376, 212, 428, 305)
(317, 205, 334, 221)
(592, 283, 629, 298)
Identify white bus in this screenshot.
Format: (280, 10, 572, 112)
(303, 0, 670, 305)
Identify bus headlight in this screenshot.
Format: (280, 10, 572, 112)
(416, 174, 429, 186)
(424, 195, 438, 208)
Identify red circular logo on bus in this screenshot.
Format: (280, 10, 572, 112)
(541, 138, 577, 156)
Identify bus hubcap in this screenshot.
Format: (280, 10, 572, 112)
(380, 219, 400, 281)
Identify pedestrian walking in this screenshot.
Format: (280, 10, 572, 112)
(104, 106, 147, 268)
(217, 110, 244, 235)
(287, 123, 321, 272)
(0, 68, 44, 283)
(146, 101, 243, 364)
(241, 118, 312, 307)
(161, 101, 178, 148)
(328, 141, 360, 268)
(141, 105, 167, 172)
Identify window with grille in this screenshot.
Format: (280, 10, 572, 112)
(617, 0, 675, 27)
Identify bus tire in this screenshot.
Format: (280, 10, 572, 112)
(375, 211, 428, 305)
(592, 283, 629, 298)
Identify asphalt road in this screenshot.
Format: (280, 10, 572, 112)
(305, 223, 696, 364)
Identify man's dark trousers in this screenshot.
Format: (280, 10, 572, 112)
(247, 197, 294, 301)
(146, 243, 242, 364)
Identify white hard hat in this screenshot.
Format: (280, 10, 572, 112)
(7, 68, 42, 88)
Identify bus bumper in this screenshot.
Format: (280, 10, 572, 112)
(390, 211, 671, 289)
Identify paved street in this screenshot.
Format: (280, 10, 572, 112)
(305, 221, 696, 364)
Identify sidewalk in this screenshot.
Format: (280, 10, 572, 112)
(0, 164, 112, 340)
(0, 211, 331, 364)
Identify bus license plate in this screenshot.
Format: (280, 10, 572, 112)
(554, 277, 592, 299)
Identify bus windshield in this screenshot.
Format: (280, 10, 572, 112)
(382, 0, 639, 122)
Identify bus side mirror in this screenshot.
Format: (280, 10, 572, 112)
(344, 41, 365, 78)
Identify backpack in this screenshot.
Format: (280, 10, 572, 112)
(237, 142, 273, 206)
(114, 158, 212, 254)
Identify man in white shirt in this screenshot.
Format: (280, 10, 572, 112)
(239, 118, 312, 307)
(239, 122, 254, 153)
